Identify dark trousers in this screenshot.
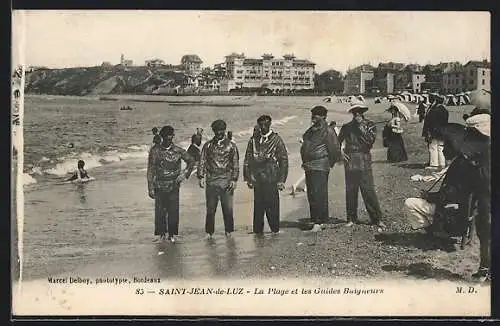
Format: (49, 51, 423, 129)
(345, 168, 383, 223)
(154, 187, 180, 236)
(305, 170, 330, 224)
(253, 182, 280, 233)
(205, 185, 235, 234)
(475, 196, 491, 270)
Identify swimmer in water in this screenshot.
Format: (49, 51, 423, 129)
(66, 160, 90, 181)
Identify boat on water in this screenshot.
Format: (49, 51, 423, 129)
(120, 105, 134, 111)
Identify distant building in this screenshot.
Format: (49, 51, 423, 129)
(119, 54, 133, 67)
(181, 55, 203, 75)
(463, 60, 490, 91)
(145, 59, 165, 67)
(442, 66, 465, 94)
(220, 53, 315, 92)
(373, 62, 404, 93)
(394, 65, 425, 93)
(101, 61, 112, 67)
(343, 64, 374, 94)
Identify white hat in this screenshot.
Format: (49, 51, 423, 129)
(348, 98, 368, 113)
(466, 113, 490, 137)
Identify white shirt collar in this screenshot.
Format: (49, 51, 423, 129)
(260, 130, 273, 143)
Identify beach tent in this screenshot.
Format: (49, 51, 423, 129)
(445, 94, 458, 106)
(421, 94, 430, 104)
(455, 93, 471, 106)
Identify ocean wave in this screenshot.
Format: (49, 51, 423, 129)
(30, 114, 298, 178)
(23, 173, 38, 186)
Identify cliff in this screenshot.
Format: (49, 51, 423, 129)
(24, 66, 192, 96)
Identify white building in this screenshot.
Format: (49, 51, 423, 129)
(220, 53, 315, 92)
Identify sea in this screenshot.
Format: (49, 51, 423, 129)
(16, 94, 367, 280)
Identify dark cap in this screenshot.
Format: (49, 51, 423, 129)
(257, 115, 272, 124)
(77, 160, 85, 166)
(159, 125, 175, 138)
(211, 119, 227, 131)
(311, 106, 328, 117)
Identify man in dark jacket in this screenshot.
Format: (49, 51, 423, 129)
(244, 115, 288, 235)
(422, 96, 449, 169)
(301, 106, 342, 232)
(338, 100, 385, 230)
(197, 119, 239, 239)
(463, 112, 491, 282)
(147, 126, 196, 243)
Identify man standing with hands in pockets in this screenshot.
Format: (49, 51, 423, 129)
(300, 106, 342, 232)
(244, 115, 289, 236)
(198, 119, 239, 239)
(338, 99, 386, 231)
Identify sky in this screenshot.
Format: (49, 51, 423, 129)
(12, 11, 490, 74)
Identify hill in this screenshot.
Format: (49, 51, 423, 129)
(24, 66, 193, 96)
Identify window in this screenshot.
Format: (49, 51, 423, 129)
(482, 79, 485, 85)
(470, 70, 474, 77)
(482, 70, 485, 76)
(469, 80, 474, 85)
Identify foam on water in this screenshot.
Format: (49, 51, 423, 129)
(27, 114, 299, 178)
(23, 173, 37, 186)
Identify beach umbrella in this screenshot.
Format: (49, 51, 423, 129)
(389, 102, 411, 121)
(469, 89, 491, 109)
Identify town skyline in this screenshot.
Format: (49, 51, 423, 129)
(12, 11, 490, 74)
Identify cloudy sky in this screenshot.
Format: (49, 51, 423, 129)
(12, 11, 490, 73)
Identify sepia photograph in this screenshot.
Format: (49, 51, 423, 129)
(11, 10, 491, 316)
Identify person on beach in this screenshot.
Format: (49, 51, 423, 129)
(147, 125, 196, 243)
(416, 100, 428, 123)
(66, 160, 91, 181)
(152, 127, 162, 147)
(244, 115, 289, 235)
(197, 119, 239, 239)
(463, 112, 491, 281)
(300, 106, 342, 232)
(187, 128, 203, 164)
(383, 105, 408, 163)
(338, 99, 386, 231)
(329, 120, 340, 136)
(422, 96, 449, 170)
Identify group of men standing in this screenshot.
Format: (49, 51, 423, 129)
(147, 99, 386, 243)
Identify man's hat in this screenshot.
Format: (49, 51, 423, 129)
(465, 113, 490, 137)
(311, 106, 328, 117)
(159, 125, 175, 138)
(348, 98, 368, 114)
(463, 107, 490, 121)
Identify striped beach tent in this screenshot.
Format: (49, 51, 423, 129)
(455, 93, 471, 105)
(445, 94, 458, 106)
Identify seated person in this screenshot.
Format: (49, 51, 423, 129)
(404, 138, 477, 238)
(67, 160, 90, 181)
